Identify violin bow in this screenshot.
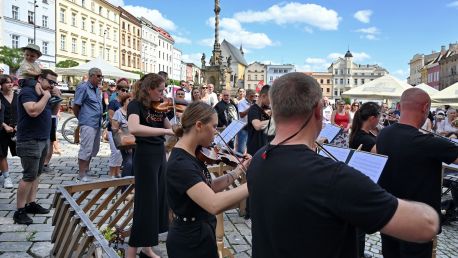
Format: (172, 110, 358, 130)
(215, 132, 248, 173)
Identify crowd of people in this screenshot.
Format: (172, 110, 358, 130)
(2, 43, 458, 258)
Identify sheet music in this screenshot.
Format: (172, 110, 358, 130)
(443, 162, 458, 172)
(318, 145, 351, 163)
(318, 123, 342, 143)
(347, 151, 388, 183)
(214, 120, 247, 146)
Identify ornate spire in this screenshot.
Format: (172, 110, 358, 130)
(240, 43, 244, 55)
(214, 0, 221, 51)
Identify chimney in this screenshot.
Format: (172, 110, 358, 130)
(441, 45, 446, 54)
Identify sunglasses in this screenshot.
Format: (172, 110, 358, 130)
(45, 78, 57, 86)
(96, 75, 104, 78)
(202, 87, 208, 89)
(176, 93, 185, 96)
(120, 88, 129, 93)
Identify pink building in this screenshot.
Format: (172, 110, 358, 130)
(427, 63, 440, 89)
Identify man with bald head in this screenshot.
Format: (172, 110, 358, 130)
(377, 88, 458, 258)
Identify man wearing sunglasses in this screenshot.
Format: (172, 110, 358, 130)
(73, 67, 104, 182)
(13, 69, 60, 224)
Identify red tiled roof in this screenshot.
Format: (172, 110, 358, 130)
(153, 25, 174, 43)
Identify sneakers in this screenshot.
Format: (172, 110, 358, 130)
(25, 202, 50, 214)
(13, 209, 33, 225)
(42, 165, 51, 173)
(3, 177, 13, 189)
(77, 176, 91, 182)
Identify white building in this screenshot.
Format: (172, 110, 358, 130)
(266, 64, 296, 85)
(139, 17, 158, 74)
(329, 50, 388, 98)
(244, 61, 266, 90)
(2, 0, 56, 70)
(154, 25, 174, 75)
(172, 47, 182, 81)
(180, 61, 187, 81)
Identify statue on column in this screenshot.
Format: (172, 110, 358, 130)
(201, 53, 206, 67)
(226, 56, 232, 67)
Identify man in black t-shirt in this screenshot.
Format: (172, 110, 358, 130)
(213, 90, 239, 128)
(247, 73, 440, 258)
(246, 85, 271, 156)
(377, 88, 458, 258)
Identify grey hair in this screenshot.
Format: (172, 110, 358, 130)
(88, 67, 101, 76)
(447, 108, 456, 115)
(270, 72, 322, 123)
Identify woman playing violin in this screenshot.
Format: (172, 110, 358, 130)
(126, 73, 174, 258)
(166, 101, 251, 258)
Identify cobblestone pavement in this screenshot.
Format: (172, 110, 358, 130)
(0, 112, 457, 257)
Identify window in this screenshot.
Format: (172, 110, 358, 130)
(114, 50, 117, 63)
(81, 18, 86, 30)
(42, 15, 48, 28)
(43, 0, 48, 3)
(133, 39, 136, 50)
(270, 76, 273, 81)
(81, 0, 85, 7)
(42, 42, 48, 55)
(91, 1, 95, 11)
(248, 75, 251, 80)
(82, 41, 86, 55)
(122, 22, 125, 30)
(347, 79, 350, 85)
(107, 10, 110, 20)
(327, 79, 330, 84)
(122, 53, 126, 66)
(11, 35, 19, 48)
(60, 9, 66, 23)
(106, 49, 110, 61)
(122, 35, 125, 45)
(255, 74, 258, 80)
(28, 38, 34, 44)
(327, 88, 330, 93)
(106, 28, 110, 39)
(71, 13, 76, 26)
(91, 44, 95, 57)
(334, 69, 338, 75)
(114, 30, 118, 42)
(99, 25, 103, 36)
(320, 79, 324, 84)
(28, 11, 34, 24)
(340, 78, 343, 84)
(72, 38, 77, 53)
(12, 6, 19, 20)
(361, 79, 365, 84)
(91, 21, 95, 33)
(335, 78, 338, 84)
(99, 46, 102, 58)
(132, 56, 135, 68)
(128, 36, 131, 47)
(60, 35, 66, 50)
(347, 68, 351, 74)
(354, 78, 358, 85)
(99, 6, 102, 15)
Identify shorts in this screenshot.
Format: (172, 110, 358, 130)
(0, 130, 17, 157)
(78, 125, 101, 161)
(16, 140, 49, 182)
(108, 131, 122, 167)
(50, 117, 57, 142)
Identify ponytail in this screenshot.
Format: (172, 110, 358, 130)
(349, 102, 380, 145)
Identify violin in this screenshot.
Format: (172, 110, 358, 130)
(151, 98, 188, 113)
(195, 145, 244, 167)
(261, 105, 272, 119)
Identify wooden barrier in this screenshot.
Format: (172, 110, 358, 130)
(51, 177, 135, 258)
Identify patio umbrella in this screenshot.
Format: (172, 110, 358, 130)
(341, 74, 412, 99)
(414, 83, 439, 96)
(432, 82, 458, 103)
(56, 57, 140, 80)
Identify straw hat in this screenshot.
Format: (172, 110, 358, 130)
(21, 44, 42, 57)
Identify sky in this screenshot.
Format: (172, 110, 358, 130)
(110, 0, 458, 80)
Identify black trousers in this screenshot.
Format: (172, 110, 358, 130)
(381, 234, 433, 258)
(128, 143, 168, 247)
(166, 217, 218, 258)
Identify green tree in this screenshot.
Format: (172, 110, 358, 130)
(56, 59, 79, 68)
(0, 46, 23, 74)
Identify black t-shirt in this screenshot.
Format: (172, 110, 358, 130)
(246, 104, 269, 155)
(0, 103, 4, 126)
(127, 99, 166, 145)
(247, 145, 398, 258)
(167, 148, 214, 219)
(16, 85, 51, 142)
(0, 92, 18, 126)
(214, 100, 239, 127)
(349, 130, 376, 152)
(107, 99, 121, 131)
(377, 123, 458, 213)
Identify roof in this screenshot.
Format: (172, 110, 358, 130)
(138, 17, 174, 43)
(344, 50, 353, 58)
(221, 40, 248, 66)
(118, 7, 141, 26)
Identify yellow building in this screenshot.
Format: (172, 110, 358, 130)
(56, 0, 120, 67)
(118, 7, 141, 73)
(306, 72, 333, 98)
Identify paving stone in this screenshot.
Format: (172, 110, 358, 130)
(0, 224, 27, 232)
(30, 242, 53, 258)
(0, 252, 33, 258)
(0, 232, 30, 241)
(0, 193, 14, 198)
(32, 231, 52, 241)
(0, 241, 32, 252)
(0, 217, 14, 224)
(26, 224, 54, 232)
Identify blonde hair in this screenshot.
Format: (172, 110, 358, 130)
(173, 102, 216, 137)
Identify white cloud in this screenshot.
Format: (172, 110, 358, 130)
(393, 69, 409, 81)
(355, 26, 380, 40)
(123, 6, 177, 31)
(354, 10, 373, 23)
(105, 0, 125, 6)
(447, 1, 458, 8)
(304, 27, 314, 34)
(305, 58, 327, 64)
(172, 35, 191, 44)
(202, 18, 273, 49)
(233, 2, 341, 30)
(182, 53, 203, 66)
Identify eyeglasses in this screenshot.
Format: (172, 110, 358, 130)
(120, 88, 129, 93)
(45, 78, 57, 86)
(176, 93, 185, 96)
(96, 75, 104, 78)
(202, 87, 208, 89)
(254, 95, 259, 97)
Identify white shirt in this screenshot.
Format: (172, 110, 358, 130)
(237, 98, 251, 123)
(323, 105, 333, 123)
(209, 92, 218, 107)
(436, 119, 458, 134)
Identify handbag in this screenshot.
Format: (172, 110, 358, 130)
(113, 126, 136, 150)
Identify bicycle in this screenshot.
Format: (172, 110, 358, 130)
(61, 112, 108, 144)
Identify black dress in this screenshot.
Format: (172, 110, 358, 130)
(127, 100, 169, 247)
(166, 148, 218, 258)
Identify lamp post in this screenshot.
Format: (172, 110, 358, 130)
(33, 0, 38, 43)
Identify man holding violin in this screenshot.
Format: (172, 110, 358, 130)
(246, 85, 271, 156)
(247, 73, 440, 258)
(214, 90, 239, 146)
(377, 88, 458, 258)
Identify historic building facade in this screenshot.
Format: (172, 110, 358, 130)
(119, 7, 141, 72)
(244, 62, 266, 90)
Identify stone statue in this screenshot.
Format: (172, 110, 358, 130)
(226, 56, 232, 67)
(217, 55, 223, 66)
(201, 53, 206, 67)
